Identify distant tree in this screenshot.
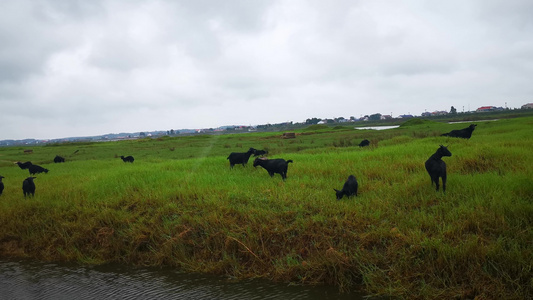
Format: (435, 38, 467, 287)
(140, 132, 146, 137)
(450, 106, 457, 114)
(335, 117, 345, 122)
(305, 118, 321, 125)
(170, 129, 175, 135)
(257, 124, 273, 129)
(369, 113, 382, 121)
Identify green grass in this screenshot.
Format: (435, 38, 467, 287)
(0, 116, 532, 299)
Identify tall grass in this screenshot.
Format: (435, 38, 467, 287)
(0, 117, 532, 299)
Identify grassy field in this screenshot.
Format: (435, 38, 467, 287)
(0, 116, 532, 299)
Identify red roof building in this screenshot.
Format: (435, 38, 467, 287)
(476, 106, 496, 112)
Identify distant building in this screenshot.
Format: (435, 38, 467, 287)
(421, 112, 431, 117)
(522, 103, 533, 109)
(431, 111, 448, 116)
(476, 106, 496, 112)
(477, 106, 505, 112)
(399, 114, 413, 118)
(381, 115, 392, 120)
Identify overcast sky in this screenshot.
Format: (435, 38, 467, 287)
(1, 0, 532, 140)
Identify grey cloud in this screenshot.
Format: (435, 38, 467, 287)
(1, 0, 531, 140)
(476, 0, 533, 30)
(0, 1, 91, 82)
(171, 0, 273, 32)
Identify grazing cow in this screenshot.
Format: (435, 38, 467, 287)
(253, 157, 293, 181)
(15, 161, 33, 170)
(441, 124, 477, 139)
(227, 148, 256, 169)
(54, 155, 65, 163)
(28, 164, 49, 175)
(425, 145, 452, 192)
(0, 175, 4, 196)
(22, 177, 36, 198)
(334, 175, 358, 200)
(120, 155, 135, 163)
(358, 139, 370, 147)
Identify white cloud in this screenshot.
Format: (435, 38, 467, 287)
(1, 0, 532, 140)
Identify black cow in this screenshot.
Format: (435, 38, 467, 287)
(441, 124, 477, 139)
(358, 139, 370, 147)
(334, 175, 358, 200)
(0, 175, 4, 196)
(253, 149, 268, 157)
(253, 157, 293, 181)
(425, 145, 452, 192)
(120, 156, 135, 163)
(227, 148, 256, 168)
(22, 177, 36, 198)
(28, 164, 49, 175)
(15, 161, 32, 169)
(54, 155, 65, 163)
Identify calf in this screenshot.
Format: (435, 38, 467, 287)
(425, 145, 452, 192)
(253, 157, 293, 181)
(334, 175, 358, 200)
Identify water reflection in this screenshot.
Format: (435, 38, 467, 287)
(354, 125, 399, 130)
(0, 259, 368, 300)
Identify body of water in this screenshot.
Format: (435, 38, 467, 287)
(354, 125, 399, 130)
(0, 259, 370, 300)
